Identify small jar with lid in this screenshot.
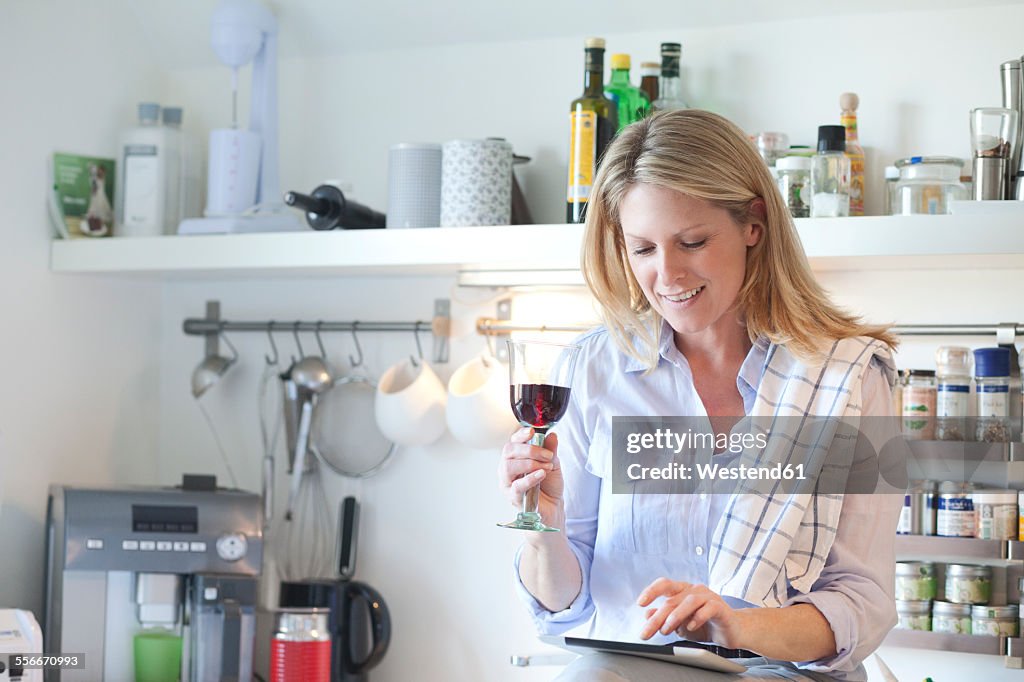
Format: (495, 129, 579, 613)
(945, 564, 992, 604)
(933, 600, 972, 634)
(776, 156, 811, 218)
(902, 370, 936, 440)
(895, 561, 936, 600)
(936, 481, 975, 538)
(974, 347, 1012, 443)
(974, 489, 1018, 540)
(971, 605, 1019, 637)
(892, 156, 967, 215)
(935, 346, 972, 441)
(895, 600, 932, 630)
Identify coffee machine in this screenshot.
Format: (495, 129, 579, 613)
(44, 477, 262, 681)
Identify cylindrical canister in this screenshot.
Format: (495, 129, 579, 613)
(270, 608, 331, 682)
(440, 138, 513, 226)
(387, 143, 442, 228)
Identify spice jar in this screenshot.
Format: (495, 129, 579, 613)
(895, 561, 936, 600)
(971, 605, 1019, 637)
(974, 489, 1018, 540)
(902, 370, 936, 440)
(892, 156, 967, 215)
(935, 346, 972, 441)
(895, 599, 932, 631)
(936, 481, 975, 538)
(974, 347, 1011, 443)
(776, 156, 811, 218)
(945, 564, 992, 605)
(898, 480, 936, 536)
(933, 601, 972, 634)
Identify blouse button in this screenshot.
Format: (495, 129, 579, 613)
(695, 545, 704, 556)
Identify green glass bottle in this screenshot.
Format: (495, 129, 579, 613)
(605, 53, 650, 131)
(567, 37, 617, 224)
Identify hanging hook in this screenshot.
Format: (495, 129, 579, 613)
(349, 321, 364, 368)
(314, 320, 328, 359)
(264, 321, 280, 365)
(292, 321, 305, 357)
(410, 321, 425, 367)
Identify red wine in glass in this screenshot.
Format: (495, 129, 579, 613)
(511, 383, 571, 433)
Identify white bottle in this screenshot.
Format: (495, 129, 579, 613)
(116, 102, 169, 237)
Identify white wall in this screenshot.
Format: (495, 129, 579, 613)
(0, 2, 164, 616)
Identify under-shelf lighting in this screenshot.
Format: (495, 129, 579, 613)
(456, 268, 586, 288)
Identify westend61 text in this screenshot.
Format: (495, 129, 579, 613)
(624, 428, 769, 455)
(626, 461, 807, 482)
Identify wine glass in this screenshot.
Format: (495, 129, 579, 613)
(499, 339, 582, 532)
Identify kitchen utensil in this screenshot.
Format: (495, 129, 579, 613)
(279, 453, 333, 581)
(313, 372, 396, 479)
(285, 184, 385, 230)
(285, 354, 334, 521)
(191, 332, 238, 398)
(1001, 59, 1024, 198)
(259, 352, 283, 528)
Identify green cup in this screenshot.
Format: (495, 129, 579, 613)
(133, 630, 182, 682)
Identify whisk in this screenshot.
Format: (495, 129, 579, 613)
(277, 448, 334, 581)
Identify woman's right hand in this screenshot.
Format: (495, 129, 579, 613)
(498, 427, 564, 521)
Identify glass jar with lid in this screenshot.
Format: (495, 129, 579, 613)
(974, 347, 1011, 442)
(892, 156, 967, 215)
(776, 156, 811, 218)
(902, 369, 936, 440)
(935, 346, 972, 441)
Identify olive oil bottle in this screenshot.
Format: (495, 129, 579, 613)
(567, 37, 617, 223)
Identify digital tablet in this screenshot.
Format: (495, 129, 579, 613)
(539, 635, 750, 673)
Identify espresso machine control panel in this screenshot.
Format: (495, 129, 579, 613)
(50, 484, 263, 576)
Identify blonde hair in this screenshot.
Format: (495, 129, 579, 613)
(581, 109, 897, 370)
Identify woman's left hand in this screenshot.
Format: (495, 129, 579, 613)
(637, 578, 743, 647)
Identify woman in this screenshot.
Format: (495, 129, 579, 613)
(498, 110, 903, 681)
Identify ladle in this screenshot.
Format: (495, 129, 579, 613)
(284, 354, 334, 521)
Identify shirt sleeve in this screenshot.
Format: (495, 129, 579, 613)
(785, 356, 902, 674)
(511, 337, 603, 634)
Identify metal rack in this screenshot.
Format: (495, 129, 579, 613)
(184, 299, 452, 364)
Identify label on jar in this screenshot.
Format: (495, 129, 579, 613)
(977, 384, 1009, 418)
(896, 613, 931, 631)
(972, 617, 1018, 637)
(933, 615, 972, 635)
(937, 495, 974, 537)
(976, 503, 1017, 540)
(936, 383, 969, 418)
(897, 498, 913, 535)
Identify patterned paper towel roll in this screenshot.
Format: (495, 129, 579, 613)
(387, 143, 442, 228)
(441, 139, 513, 226)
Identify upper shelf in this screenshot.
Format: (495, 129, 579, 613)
(49, 212, 1024, 279)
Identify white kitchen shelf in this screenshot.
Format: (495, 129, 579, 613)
(49, 212, 1024, 279)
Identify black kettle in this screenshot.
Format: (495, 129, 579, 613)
(279, 497, 391, 681)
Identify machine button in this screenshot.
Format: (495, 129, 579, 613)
(86, 538, 104, 550)
(156, 541, 172, 551)
(173, 542, 190, 552)
(190, 542, 207, 553)
(140, 540, 156, 551)
(215, 533, 248, 562)
(122, 540, 139, 551)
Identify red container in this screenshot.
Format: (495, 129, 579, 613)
(269, 609, 331, 682)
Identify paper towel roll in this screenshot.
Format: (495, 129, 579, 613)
(441, 139, 513, 227)
(387, 143, 442, 228)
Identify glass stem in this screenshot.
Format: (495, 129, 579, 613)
(521, 430, 549, 519)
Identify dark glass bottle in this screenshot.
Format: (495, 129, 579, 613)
(639, 61, 660, 109)
(567, 37, 617, 224)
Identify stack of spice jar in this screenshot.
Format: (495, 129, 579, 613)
(895, 561, 1018, 636)
(898, 479, 1020, 541)
(897, 346, 1017, 443)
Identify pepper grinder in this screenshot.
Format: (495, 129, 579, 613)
(1001, 59, 1024, 198)
(283, 184, 386, 230)
(970, 107, 1018, 200)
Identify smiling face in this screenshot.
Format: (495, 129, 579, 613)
(619, 183, 761, 351)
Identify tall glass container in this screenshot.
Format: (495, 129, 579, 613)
(935, 346, 972, 441)
(974, 347, 1011, 442)
(902, 370, 936, 440)
(652, 42, 687, 112)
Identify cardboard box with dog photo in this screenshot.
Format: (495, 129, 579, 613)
(51, 152, 115, 238)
